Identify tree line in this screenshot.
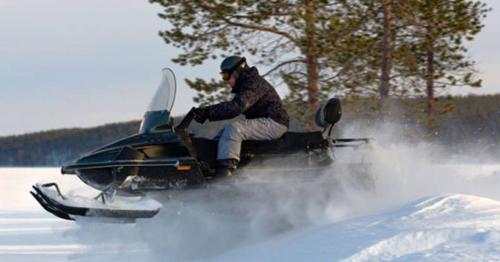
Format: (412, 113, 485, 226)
(0, 121, 140, 166)
(1, 94, 499, 166)
(150, 0, 490, 131)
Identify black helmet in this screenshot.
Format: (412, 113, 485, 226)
(220, 56, 247, 81)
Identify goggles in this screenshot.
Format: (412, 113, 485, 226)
(220, 71, 232, 81)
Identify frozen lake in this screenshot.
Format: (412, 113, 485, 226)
(2, 158, 500, 261)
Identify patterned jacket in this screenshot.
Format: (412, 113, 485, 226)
(207, 67, 289, 127)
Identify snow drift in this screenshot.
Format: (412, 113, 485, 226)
(215, 194, 500, 261)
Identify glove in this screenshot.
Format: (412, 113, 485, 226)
(193, 107, 209, 124)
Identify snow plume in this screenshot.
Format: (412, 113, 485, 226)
(66, 120, 500, 262)
(341, 119, 500, 210)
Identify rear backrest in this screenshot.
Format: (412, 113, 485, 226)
(315, 98, 342, 128)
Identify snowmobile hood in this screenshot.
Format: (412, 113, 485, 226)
(61, 130, 194, 174)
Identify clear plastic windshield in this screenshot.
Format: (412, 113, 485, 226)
(139, 68, 177, 133)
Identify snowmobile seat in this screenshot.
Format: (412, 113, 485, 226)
(242, 131, 325, 154)
(191, 131, 326, 168)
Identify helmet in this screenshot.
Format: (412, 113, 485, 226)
(220, 56, 247, 81)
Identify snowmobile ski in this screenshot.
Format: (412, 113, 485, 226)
(30, 183, 161, 222)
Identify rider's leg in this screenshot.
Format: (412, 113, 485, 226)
(215, 118, 288, 177)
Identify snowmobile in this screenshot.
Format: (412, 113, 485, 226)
(30, 68, 370, 222)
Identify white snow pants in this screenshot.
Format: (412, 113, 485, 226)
(217, 118, 288, 161)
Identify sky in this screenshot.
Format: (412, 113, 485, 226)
(0, 0, 499, 136)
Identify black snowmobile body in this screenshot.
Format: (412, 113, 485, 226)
(59, 112, 350, 191)
(31, 68, 369, 221)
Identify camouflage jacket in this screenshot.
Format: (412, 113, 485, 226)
(207, 67, 289, 127)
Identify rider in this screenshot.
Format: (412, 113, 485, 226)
(193, 56, 289, 177)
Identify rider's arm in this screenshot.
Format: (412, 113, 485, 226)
(206, 77, 266, 121)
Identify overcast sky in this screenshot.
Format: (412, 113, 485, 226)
(1, 0, 499, 136)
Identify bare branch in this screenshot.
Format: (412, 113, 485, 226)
(220, 17, 298, 45)
(263, 59, 306, 77)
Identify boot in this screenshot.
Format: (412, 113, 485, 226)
(214, 159, 238, 178)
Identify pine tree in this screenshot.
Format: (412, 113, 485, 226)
(379, 0, 394, 99)
(150, 0, 374, 125)
(396, 0, 489, 132)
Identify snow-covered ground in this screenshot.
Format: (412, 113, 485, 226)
(1, 143, 500, 261)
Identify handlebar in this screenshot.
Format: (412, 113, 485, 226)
(175, 107, 196, 131)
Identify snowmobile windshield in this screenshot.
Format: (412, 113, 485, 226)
(139, 68, 177, 134)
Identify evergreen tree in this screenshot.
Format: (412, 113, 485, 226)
(379, 0, 394, 99)
(396, 0, 489, 131)
(149, 0, 373, 125)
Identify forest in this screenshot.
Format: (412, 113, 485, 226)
(1, 94, 498, 166)
(150, 0, 490, 131)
